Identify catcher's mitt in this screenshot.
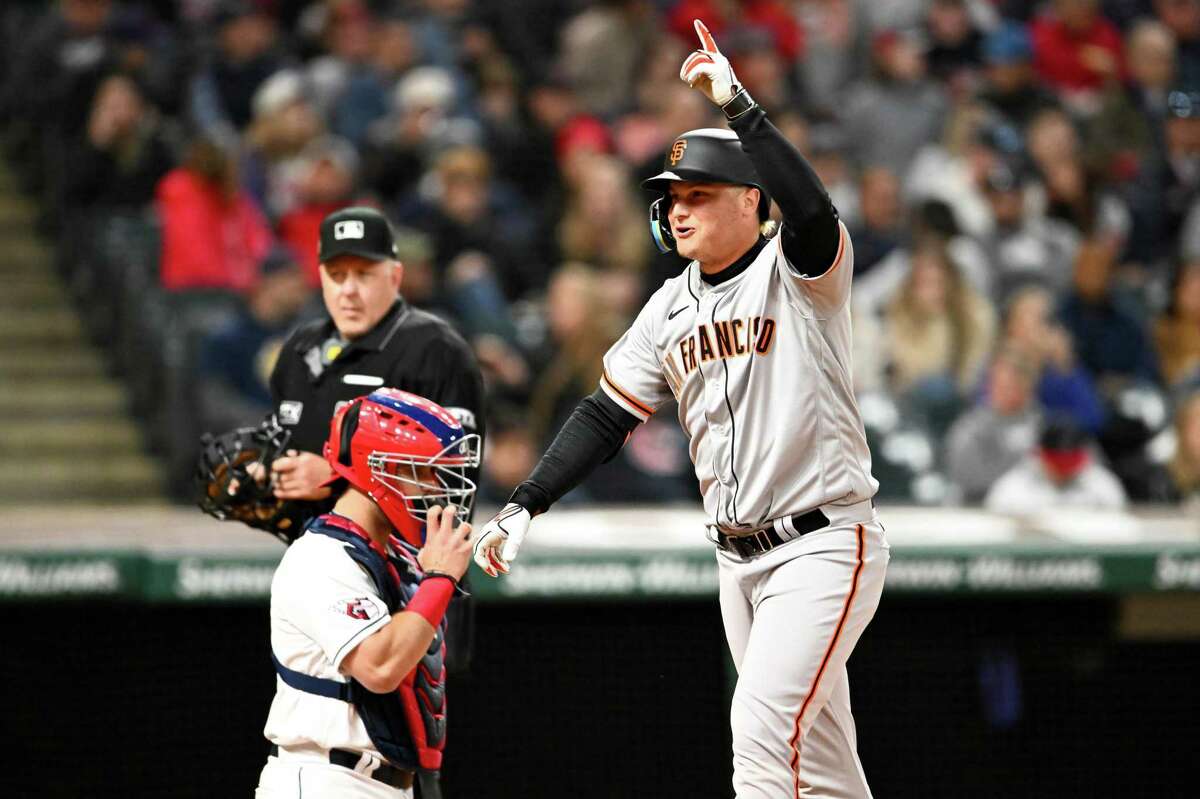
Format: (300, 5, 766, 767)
(195, 416, 311, 544)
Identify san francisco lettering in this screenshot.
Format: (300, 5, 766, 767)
(678, 316, 775, 374)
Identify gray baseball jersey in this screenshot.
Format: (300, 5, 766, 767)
(600, 221, 878, 531)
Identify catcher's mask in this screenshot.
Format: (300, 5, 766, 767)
(323, 389, 480, 546)
(642, 128, 771, 254)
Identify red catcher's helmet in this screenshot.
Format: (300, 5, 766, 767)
(323, 389, 480, 546)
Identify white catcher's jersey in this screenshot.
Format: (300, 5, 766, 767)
(262, 533, 390, 756)
(601, 221, 877, 532)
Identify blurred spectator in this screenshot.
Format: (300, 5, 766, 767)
(310, 11, 421, 148)
(473, 52, 537, 199)
(944, 348, 1043, 503)
(1165, 389, 1200, 502)
(907, 101, 1022, 236)
(1086, 19, 1176, 182)
(362, 65, 479, 205)
(1155, 0, 1200, 92)
(906, 104, 1005, 240)
(3, 0, 116, 143)
(1002, 283, 1105, 431)
(156, 133, 274, 292)
(528, 264, 623, 444)
(1059, 236, 1160, 392)
(388, 227, 437, 309)
(558, 0, 657, 119)
(850, 166, 907, 276)
(1153, 260, 1200, 388)
(1126, 89, 1200, 264)
(792, 0, 870, 118)
(806, 123, 860, 228)
(242, 69, 325, 218)
(403, 145, 540, 301)
(977, 21, 1060, 132)
(1027, 108, 1130, 237)
(277, 135, 362, 285)
(984, 415, 1127, 512)
(190, 0, 286, 132)
(976, 159, 1081, 301)
(558, 154, 651, 312)
(302, 0, 375, 121)
(843, 28, 948, 177)
(195, 249, 314, 431)
(1031, 0, 1124, 114)
(2, 0, 181, 217)
(63, 73, 176, 212)
(854, 200, 992, 313)
(881, 237, 996, 410)
(924, 0, 983, 90)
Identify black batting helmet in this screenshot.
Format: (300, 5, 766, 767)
(642, 128, 771, 252)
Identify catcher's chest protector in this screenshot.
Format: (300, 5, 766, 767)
(271, 514, 448, 780)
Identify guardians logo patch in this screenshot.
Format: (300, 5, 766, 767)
(333, 596, 382, 621)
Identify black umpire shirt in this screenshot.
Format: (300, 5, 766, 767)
(269, 297, 485, 455)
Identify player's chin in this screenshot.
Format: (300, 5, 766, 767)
(675, 232, 700, 260)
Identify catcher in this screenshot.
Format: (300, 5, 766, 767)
(233, 388, 476, 799)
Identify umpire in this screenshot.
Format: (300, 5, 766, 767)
(268, 205, 485, 670)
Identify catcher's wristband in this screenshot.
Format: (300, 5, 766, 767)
(721, 87, 756, 120)
(406, 576, 455, 628)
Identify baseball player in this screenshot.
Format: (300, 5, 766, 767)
(257, 388, 478, 799)
(473, 21, 889, 798)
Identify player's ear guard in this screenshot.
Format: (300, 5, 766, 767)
(649, 196, 675, 253)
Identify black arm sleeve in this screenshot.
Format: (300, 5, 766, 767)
(728, 105, 841, 276)
(508, 389, 641, 515)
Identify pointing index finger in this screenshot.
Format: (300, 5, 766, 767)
(694, 19, 719, 53)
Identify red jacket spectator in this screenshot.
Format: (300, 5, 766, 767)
(1031, 5, 1124, 94)
(156, 166, 274, 293)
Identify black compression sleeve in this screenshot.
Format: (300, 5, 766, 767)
(508, 389, 641, 515)
(728, 105, 841, 276)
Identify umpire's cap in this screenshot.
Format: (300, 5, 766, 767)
(642, 128, 770, 211)
(319, 206, 398, 264)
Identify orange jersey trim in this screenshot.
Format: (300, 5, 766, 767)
(601, 370, 653, 417)
(823, 221, 847, 277)
(789, 523, 866, 796)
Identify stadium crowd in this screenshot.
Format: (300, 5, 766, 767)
(2, 0, 1199, 510)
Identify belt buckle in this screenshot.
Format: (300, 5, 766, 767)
(754, 529, 773, 553)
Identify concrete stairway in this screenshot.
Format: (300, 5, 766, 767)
(0, 170, 165, 504)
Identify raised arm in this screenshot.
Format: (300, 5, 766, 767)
(681, 18, 841, 276)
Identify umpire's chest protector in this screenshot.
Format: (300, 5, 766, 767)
(272, 514, 448, 773)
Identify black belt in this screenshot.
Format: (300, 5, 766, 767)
(269, 743, 415, 789)
(716, 508, 830, 558)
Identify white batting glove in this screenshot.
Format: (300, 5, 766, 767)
(471, 503, 532, 578)
(679, 19, 744, 109)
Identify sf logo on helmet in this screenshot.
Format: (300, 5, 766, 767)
(669, 139, 687, 166)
